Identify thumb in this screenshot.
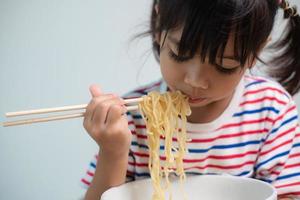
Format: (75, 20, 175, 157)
(89, 84, 102, 98)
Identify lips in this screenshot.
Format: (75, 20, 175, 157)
(189, 96, 206, 101)
(188, 96, 207, 103)
(181, 92, 208, 103)
(181, 92, 206, 100)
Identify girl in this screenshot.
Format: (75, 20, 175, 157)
(81, 0, 300, 199)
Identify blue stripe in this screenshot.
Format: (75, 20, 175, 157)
(188, 140, 261, 153)
(293, 142, 300, 148)
(185, 172, 203, 175)
(185, 172, 250, 176)
(270, 115, 298, 135)
(277, 172, 300, 181)
(132, 115, 143, 119)
(134, 172, 150, 177)
(255, 151, 290, 170)
(258, 178, 272, 183)
(245, 80, 265, 88)
(234, 107, 279, 117)
(236, 171, 252, 176)
(132, 140, 260, 153)
(186, 172, 219, 176)
(131, 141, 165, 150)
(261, 115, 299, 143)
(90, 162, 96, 169)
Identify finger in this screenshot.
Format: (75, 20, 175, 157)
(89, 84, 102, 98)
(106, 103, 127, 125)
(84, 94, 116, 127)
(92, 97, 125, 125)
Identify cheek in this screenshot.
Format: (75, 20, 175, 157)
(211, 71, 245, 97)
(160, 52, 183, 84)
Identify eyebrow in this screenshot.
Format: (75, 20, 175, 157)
(167, 35, 240, 62)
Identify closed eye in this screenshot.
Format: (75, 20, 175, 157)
(168, 50, 191, 63)
(214, 63, 240, 75)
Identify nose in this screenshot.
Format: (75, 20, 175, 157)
(184, 64, 209, 89)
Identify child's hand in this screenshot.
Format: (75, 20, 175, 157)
(83, 84, 132, 158)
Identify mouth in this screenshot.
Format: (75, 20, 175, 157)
(180, 92, 208, 104)
(187, 96, 207, 103)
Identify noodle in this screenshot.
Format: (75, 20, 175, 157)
(138, 91, 191, 200)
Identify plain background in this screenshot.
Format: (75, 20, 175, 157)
(0, 0, 299, 199)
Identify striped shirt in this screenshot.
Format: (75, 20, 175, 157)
(81, 74, 300, 198)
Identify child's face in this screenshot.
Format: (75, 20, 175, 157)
(159, 29, 252, 108)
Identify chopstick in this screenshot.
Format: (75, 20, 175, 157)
(5, 97, 143, 117)
(3, 112, 86, 127)
(3, 97, 143, 127)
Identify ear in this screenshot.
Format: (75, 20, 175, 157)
(154, 32, 161, 46)
(155, 4, 159, 14)
(154, 3, 161, 45)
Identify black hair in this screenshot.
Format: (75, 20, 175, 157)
(146, 0, 300, 95)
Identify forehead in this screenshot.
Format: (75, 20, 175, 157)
(166, 28, 236, 56)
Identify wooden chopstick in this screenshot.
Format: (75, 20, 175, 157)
(6, 97, 143, 117)
(3, 97, 143, 127)
(3, 112, 85, 127)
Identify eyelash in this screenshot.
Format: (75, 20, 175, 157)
(214, 64, 239, 75)
(168, 50, 239, 75)
(168, 50, 190, 63)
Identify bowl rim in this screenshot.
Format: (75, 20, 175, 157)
(102, 174, 278, 200)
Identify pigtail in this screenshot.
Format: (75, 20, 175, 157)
(151, 1, 160, 60)
(269, 2, 300, 96)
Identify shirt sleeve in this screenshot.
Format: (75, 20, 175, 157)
(254, 98, 300, 198)
(80, 112, 137, 189)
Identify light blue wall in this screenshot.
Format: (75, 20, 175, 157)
(0, 1, 159, 199)
(0, 1, 299, 199)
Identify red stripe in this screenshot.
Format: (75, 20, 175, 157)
(190, 129, 268, 143)
(261, 162, 300, 177)
(257, 163, 285, 177)
(131, 150, 258, 163)
(244, 75, 266, 81)
(264, 170, 280, 176)
(184, 151, 258, 162)
(289, 153, 300, 159)
(243, 87, 287, 96)
(240, 97, 287, 106)
(278, 192, 300, 197)
(129, 160, 255, 171)
(129, 161, 148, 167)
(284, 163, 300, 169)
(132, 151, 149, 158)
(136, 125, 146, 129)
(130, 118, 278, 134)
(276, 181, 300, 189)
(273, 105, 297, 124)
(87, 171, 94, 177)
(218, 118, 274, 131)
(132, 129, 268, 144)
(259, 139, 293, 156)
(126, 170, 134, 176)
(183, 161, 255, 170)
(81, 178, 91, 186)
(264, 127, 296, 145)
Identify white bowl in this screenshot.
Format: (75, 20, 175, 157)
(101, 175, 277, 200)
